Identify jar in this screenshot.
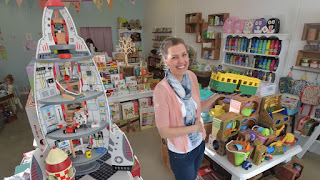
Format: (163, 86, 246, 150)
(301, 58, 310, 67)
(310, 60, 318, 68)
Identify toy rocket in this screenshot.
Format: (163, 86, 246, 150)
(28, 0, 134, 179)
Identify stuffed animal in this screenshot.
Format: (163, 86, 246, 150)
(234, 19, 246, 34)
(223, 17, 239, 34)
(253, 18, 266, 34)
(136, 19, 142, 30)
(243, 19, 255, 34)
(266, 18, 280, 33)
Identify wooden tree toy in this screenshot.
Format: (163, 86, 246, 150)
(118, 37, 135, 76)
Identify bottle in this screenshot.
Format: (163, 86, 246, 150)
(265, 39, 271, 54)
(259, 58, 263, 69)
(251, 38, 256, 53)
(252, 56, 257, 67)
(266, 59, 271, 70)
(269, 40, 275, 55)
(277, 40, 282, 55)
(263, 59, 267, 70)
(203, 30, 208, 40)
(274, 40, 280, 55)
(234, 38, 239, 51)
(274, 59, 279, 71)
(228, 37, 233, 51)
(238, 55, 243, 65)
(270, 59, 275, 71)
(255, 57, 261, 68)
(268, 73, 273, 82)
(262, 39, 267, 54)
(258, 38, 263, 54)
(237, 38, 242, 52)
(243, 38, 248, 52)
(245, 56, 249, 67)
(254, 38, 260, 53)
(247, 39, 252, 52)
(262, 72, 267, 81)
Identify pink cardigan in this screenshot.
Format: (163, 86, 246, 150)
(153, 70, 206, 153)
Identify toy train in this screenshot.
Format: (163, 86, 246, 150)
(209, 71, 260, 96)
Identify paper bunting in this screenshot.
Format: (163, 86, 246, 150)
(5, 0, 10, 5)
(94, 0, 103, 12)
(130, 0, 134, 4)
(72, 2, 80, 13)
(63, 2, 70, 9)
(26, 0, 34, 8)
(37, 0, 47, 11)
(16, 0, 23, 8)
(105, 0, 113, 10)
(83, 1, 92, 12)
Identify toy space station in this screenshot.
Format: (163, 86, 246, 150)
(25, 0, 134, 179)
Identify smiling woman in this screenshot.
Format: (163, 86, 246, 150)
(154, 37, 223, 180)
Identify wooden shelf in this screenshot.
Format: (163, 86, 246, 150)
(201, 38, 221, 60)
(185, 13, 202, 33)
(296, 50, 320, 67)
(152, 32, 172, 33)
(302, 23, 320, 41)
(208, 13, 229, 26)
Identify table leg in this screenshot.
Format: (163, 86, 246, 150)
(296, 124, 320, 158)
(291, 113, 297, 133)
(9, 99, 16, 114)
(231, 175, 245, 180)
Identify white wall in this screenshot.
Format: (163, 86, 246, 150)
(144, 0, 320, 82)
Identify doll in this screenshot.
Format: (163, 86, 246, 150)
(223, 17, 239, 34)
(234, 19, 246, 34)
(0, 74, 23, 111)
(243, 19, 255, 34)
(253, 18, 267, 34)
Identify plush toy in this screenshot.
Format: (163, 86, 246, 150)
(253, 18, 266, 34)
(223, 17, 239, 34)
(266, 18, 280, 33)
(136, 19, 142, 30)
(234, 19, 246, 34)
(243, 19, 255, 34)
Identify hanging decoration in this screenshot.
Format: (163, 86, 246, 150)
(63, 2, 70, 9)
(26, 0, 34, 8)
(83, 1, 92, 12)
(37, 0, 47, 11)
(16, 0, 23, 7)
(105, 0, 113, 10)
(0, 46, 8, 59)
(93, 0, 103, 11)
(5, 0, 10, 5)
(130, 0, 134, 5)
(72, 2, 80, 13)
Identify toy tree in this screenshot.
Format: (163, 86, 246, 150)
(118, 37, 135, 76)
(118, 37, 135, 66)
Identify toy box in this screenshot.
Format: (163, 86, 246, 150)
(110, 74, 121, 83)
(139, 107, 155, 130)
(204, 122, 212, 143)
(110, 102, 122, 122)
(240, 114, 259, 131)
(138, 97, 152, 109)
(121, 101, 139, 119)
(208, 134, 229, 156)
(252, 144, 267, 166)
(278, 160, 304, 180)
(255, 81, 276, 97)
(280, 93, 300, 116)
(230, 95, 261, 118)
(211, 112, 242, 141)
(127, 118, 140, 134)
(252, 125, 277, 146)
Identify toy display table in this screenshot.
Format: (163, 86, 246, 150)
(205, 144, 302, 180)
(107, 91, 153, 103)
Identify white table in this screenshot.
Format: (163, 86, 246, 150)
(205, 144, 302, 180)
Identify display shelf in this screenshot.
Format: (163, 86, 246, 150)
(149, 56, 161, 59)
(107, 91, 153, 103)
(185, 13, 203, 33)
(293, 65, 320, 73)
(71, 148, 107, 166)
(38, 91, 105, 105)
(118, 29, 142, 34)
(35, 55, 93, 63)
(208, 13, 229, 26)
(223, 63, 274, 73)
(222, 33, 291, 40)
(296, 50, 320, 68)
(302, 23, 320, 41)
(46, 120, 108, 140)
(152, 31, 172, 33)
(205, 144, 302, 180)
(224, 50, 278, 57)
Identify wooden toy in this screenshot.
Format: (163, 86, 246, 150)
(209, 71, 260, 96)
(279, 160, 304, 180)
(226, 138, 254, 166)
(118, 37, 136, 77)
(208, 134, 229, 156)
(252, 143, 268, 166)
(259, 94, 290, 135)
(211, 112, 241, 141)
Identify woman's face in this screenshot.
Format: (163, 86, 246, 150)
(164, 43, 189, 82)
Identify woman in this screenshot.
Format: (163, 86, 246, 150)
(153, 37, 221, 180)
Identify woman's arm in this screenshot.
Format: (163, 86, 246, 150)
(200, 93, 223, 112)
(158, 120, 203, 139)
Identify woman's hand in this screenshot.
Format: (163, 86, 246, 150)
(193, 119, 203, 133)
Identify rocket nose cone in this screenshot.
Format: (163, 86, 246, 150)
(45, 0, 65, 7)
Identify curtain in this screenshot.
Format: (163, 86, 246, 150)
(80, 27, 113, 56)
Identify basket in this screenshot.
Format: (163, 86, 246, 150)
(191, 69, 212, 78)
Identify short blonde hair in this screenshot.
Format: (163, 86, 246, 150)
(160, 37, 186, 59)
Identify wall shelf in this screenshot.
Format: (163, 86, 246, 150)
(223, 63, 275, 73)
(208, 13, 229, 26)
(224, 50, 278, 57)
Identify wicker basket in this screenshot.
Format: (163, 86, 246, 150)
(191, 69, 212, 78)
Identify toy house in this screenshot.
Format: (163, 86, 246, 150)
(211, 112, 241, 141)
(259, 94, 290, 135)
(208, 134, 229, 156)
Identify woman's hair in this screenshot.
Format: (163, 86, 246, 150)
(85, 38, 98, 52)
(4, 74, 13, 83)
(160, 37, 186, 59)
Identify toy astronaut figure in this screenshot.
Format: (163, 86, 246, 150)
(74, 106, 87, 127)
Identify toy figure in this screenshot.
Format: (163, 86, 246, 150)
(234, 19, 246, 34)
(243, 19, 255, 34)
(253, 18, 267, 34)
(266, 18, 280, 33)
(223, 17, 239, 34)
(0, 74, 23, 112)
(74, 106, 87, 127)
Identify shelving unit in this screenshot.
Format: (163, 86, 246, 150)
(201, 38, 221, 60)
(185, 13, 203, 34)
(301, 23, 320, 41)
(296, 50, 320, 69)
(208, 13, 229, 26)
(221, 33, 291, 86)
(117, 29, 143, 63)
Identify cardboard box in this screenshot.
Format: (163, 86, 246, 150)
(278, 160, 304, 180)
(230, 95, 261, 118)
(121, 101, 139, 119)
(127, 118, 140, 134)
(139, 107, 155, 130)
(110, 102, 122, 122)
(204, 122, 212, 143)
(138, 97, 152, 109)
(211, 112, 242, 141)
(196, 167, 222, 180)
(208, 134, 228, 156)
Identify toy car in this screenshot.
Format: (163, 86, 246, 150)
(63, 123, 80, 134)
(242, 161, 252, 170)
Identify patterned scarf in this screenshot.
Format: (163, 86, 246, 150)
(166, 70, 200, 146)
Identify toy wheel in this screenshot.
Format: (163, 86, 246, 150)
(245, 167, 248, 170)
(249, 165, 252, 168)
(240, 94, 246, 97)
(235, 91, 241, 94)
(246, 95, 252, 98)
(73, 129, 76, 133)
(63, 130, 66, 134)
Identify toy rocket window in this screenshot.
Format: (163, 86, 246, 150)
(52, 17, 64, 24)
(86, 71, 92, 76)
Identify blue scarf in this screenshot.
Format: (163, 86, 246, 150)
(166, 70, 200, 146)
